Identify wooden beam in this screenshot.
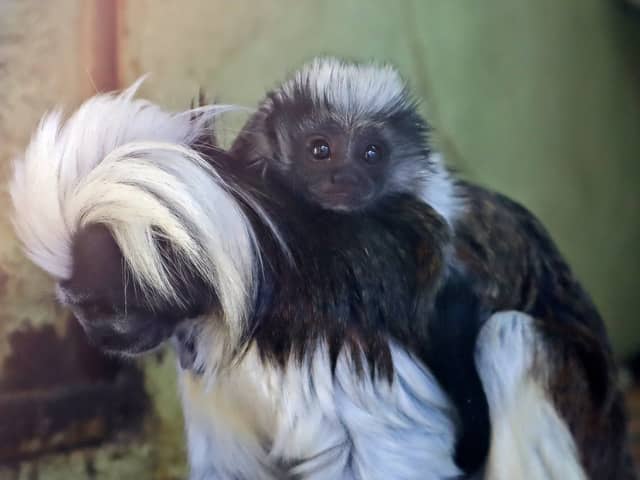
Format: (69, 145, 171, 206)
(81, 0, 122, 94)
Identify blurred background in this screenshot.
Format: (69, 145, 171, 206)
(0, 0, 638, 478)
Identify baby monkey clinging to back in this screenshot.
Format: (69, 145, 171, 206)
(230, 59, 454, 217)
(230, 57, 633, 479)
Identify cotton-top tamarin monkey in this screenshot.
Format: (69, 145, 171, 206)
(9, 62, 633, 479)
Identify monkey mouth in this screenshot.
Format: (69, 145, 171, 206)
(313, 188, 373, 212)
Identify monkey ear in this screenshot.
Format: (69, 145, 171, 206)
(229, 107, 280, 170)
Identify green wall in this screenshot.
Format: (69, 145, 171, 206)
(414, 1, 640, 355)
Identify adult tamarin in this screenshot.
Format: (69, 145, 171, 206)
(227, 57, 634, 479)
(9, 71, 631, 479)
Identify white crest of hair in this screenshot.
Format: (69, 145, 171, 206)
(476, 311, 586, 480)
(10, 80, 258, 343)
(181, 335, 461, 480)
(282, 57, 409, 121)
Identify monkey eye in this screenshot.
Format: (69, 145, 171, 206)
(363, 144, 381, 163)
(309, 139, 331, 160)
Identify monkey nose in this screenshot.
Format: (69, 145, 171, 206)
(330, 171, 359, 187)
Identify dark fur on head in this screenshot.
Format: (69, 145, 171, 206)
(231, 58, 435, 212)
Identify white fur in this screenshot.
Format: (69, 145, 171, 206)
(475, 311, 586, 480)
(10, 82, 256, 343)
(417, 153, 464, 226)
(181, 335, 461, 480)
(281, 57, 408, 121)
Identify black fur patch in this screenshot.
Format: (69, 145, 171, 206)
(424, 271, 491, 473)
(248, 184, 450, 380)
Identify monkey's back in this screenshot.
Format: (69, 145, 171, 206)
(454, 182, 601, 333)
(453, 180, 635, 479)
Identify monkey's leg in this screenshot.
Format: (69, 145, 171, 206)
(474, 311, 586, 480)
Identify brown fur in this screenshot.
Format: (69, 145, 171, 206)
(455, 181, 635, 479)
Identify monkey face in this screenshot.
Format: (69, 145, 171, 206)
(277, 122, 393, 212)
(57, 224, 188, 356)
(62, 295, 180, 355)
(231, 58, 434, 212)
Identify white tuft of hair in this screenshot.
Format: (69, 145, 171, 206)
(10, 80, 259, 344)
(281, 57, 409, 121)
(418, 153, 465, 226)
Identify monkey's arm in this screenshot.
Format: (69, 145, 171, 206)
(422, 273, 491, 475)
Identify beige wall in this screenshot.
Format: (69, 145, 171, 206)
(0, 2, 183, 479)
(0, 0, 83, 356)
